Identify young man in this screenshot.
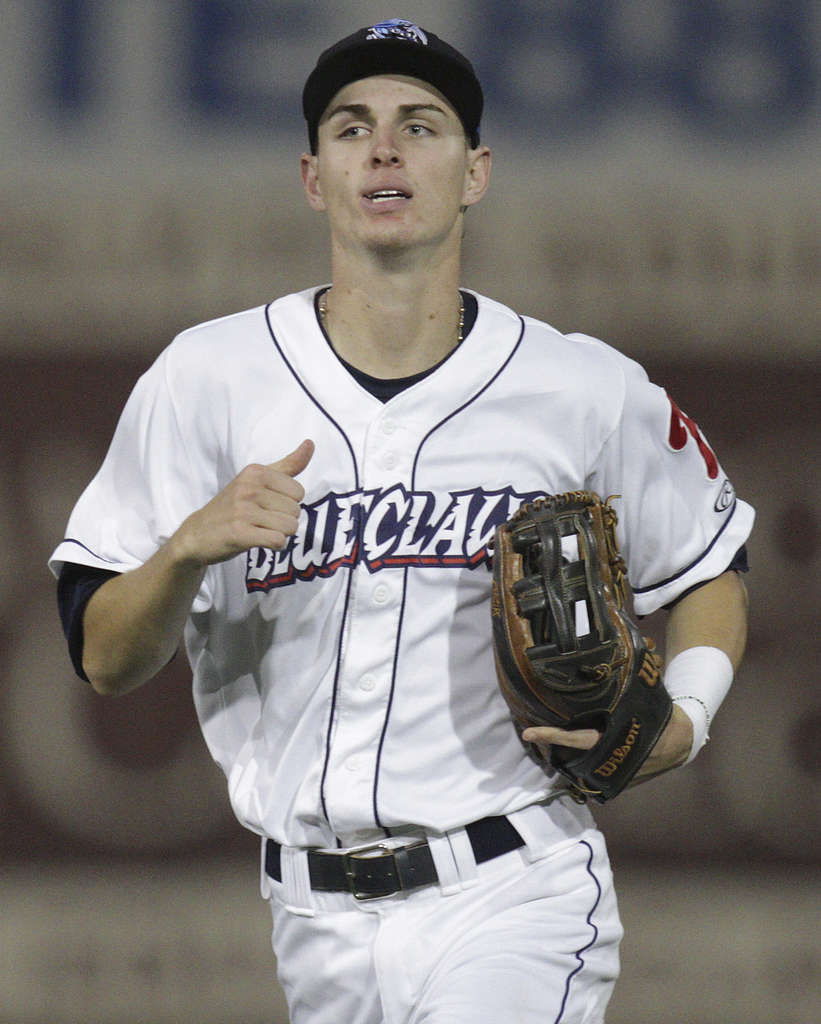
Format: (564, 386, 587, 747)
(51, 19, 753, 1024)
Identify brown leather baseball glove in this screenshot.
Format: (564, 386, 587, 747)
(491, 491, 672, 802)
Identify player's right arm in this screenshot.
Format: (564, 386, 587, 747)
(82, 440, 314, 697)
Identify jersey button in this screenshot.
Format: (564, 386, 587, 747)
(373, 584, 390, 605)
(345, 756, 360, 773)
(360, 674, 376, 692)
(381, 419, 397, 435)
(383, 451, 398, 470)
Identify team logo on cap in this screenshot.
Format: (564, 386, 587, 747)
(366, 19, 428, 44)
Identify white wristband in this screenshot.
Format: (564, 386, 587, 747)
(663, 646, 734, 764)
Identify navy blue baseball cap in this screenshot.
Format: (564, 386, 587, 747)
(302, 18, 483, 153)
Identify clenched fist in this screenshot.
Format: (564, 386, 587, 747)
(172, 439, 315, 568)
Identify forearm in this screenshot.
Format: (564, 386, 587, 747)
(618, 571, 749, 779)
(661, 569, 748, 762)
(82, 535, 206, 697)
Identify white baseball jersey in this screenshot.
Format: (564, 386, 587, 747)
(49, 287, 754, 850)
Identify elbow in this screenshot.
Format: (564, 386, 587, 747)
(83, 652, 145, 697)
(88, 676, 126, 698)
(85, 662, 132, 698)
(82, 642, 175, 697)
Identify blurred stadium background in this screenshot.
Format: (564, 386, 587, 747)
(1, 2, 819, 1022)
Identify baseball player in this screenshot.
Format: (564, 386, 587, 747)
(50, 19, 753, 1024)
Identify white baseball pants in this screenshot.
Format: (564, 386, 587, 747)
(266, 824, 622, 1024)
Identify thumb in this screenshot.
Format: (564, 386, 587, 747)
(522, 726, 601, 750)
(268, 439, 315, 477)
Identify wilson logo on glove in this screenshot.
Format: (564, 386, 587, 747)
(637, 652, 662, 687)
(593, 717, 642, 778)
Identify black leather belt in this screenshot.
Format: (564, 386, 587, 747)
(265, 815, 524, 901)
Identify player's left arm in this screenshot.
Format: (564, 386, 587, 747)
(639, 566, 748, 779)
(523, 567, 749, 779)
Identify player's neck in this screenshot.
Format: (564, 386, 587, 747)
(322, 258, 464, 379)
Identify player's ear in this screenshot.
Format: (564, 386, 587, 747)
(461, 145, 491, 210)
(301, 154, 326, 212)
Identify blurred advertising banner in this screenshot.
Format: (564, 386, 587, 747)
(5, 1, 817, 147)
(0, 0, 818, 358)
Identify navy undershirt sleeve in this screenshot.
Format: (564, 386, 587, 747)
(57, 563, 120, 681)
(662, 544, 749, 610)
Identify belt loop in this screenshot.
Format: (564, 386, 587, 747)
(508, 795, 596, 862)
(424, 832, 461, 895)
(281, 846, 317, 917)
(261, 838, 273, 900)
(446, 826, 480, 890)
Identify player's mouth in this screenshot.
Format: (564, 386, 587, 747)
(362, 188, 413, 212)
(366, 189, 411, 202)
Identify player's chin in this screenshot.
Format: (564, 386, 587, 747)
(363, 228, 419, 255)
(363, 219, 451, 255)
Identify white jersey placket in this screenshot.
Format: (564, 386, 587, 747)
(320, 408, 414, 838)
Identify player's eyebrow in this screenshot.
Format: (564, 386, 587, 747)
(396, 103, 448, 118)
(324, 103, 371, 122)
(323, 102, 449, 123)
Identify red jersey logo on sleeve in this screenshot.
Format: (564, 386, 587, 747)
(667, 394, 719, 479)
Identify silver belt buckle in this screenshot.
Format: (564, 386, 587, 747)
(343, 842, 398, 901)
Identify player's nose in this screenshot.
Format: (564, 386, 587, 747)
(370, 130, 402, 166)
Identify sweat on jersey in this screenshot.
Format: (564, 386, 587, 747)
(49, 288, 754, 849)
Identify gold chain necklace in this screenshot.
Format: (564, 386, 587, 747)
(318, 290, 465, 345)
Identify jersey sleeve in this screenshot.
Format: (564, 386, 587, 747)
(577, 338, 755, 616)
(57, 563, 120, 680)
(48, 344, 219, 612)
